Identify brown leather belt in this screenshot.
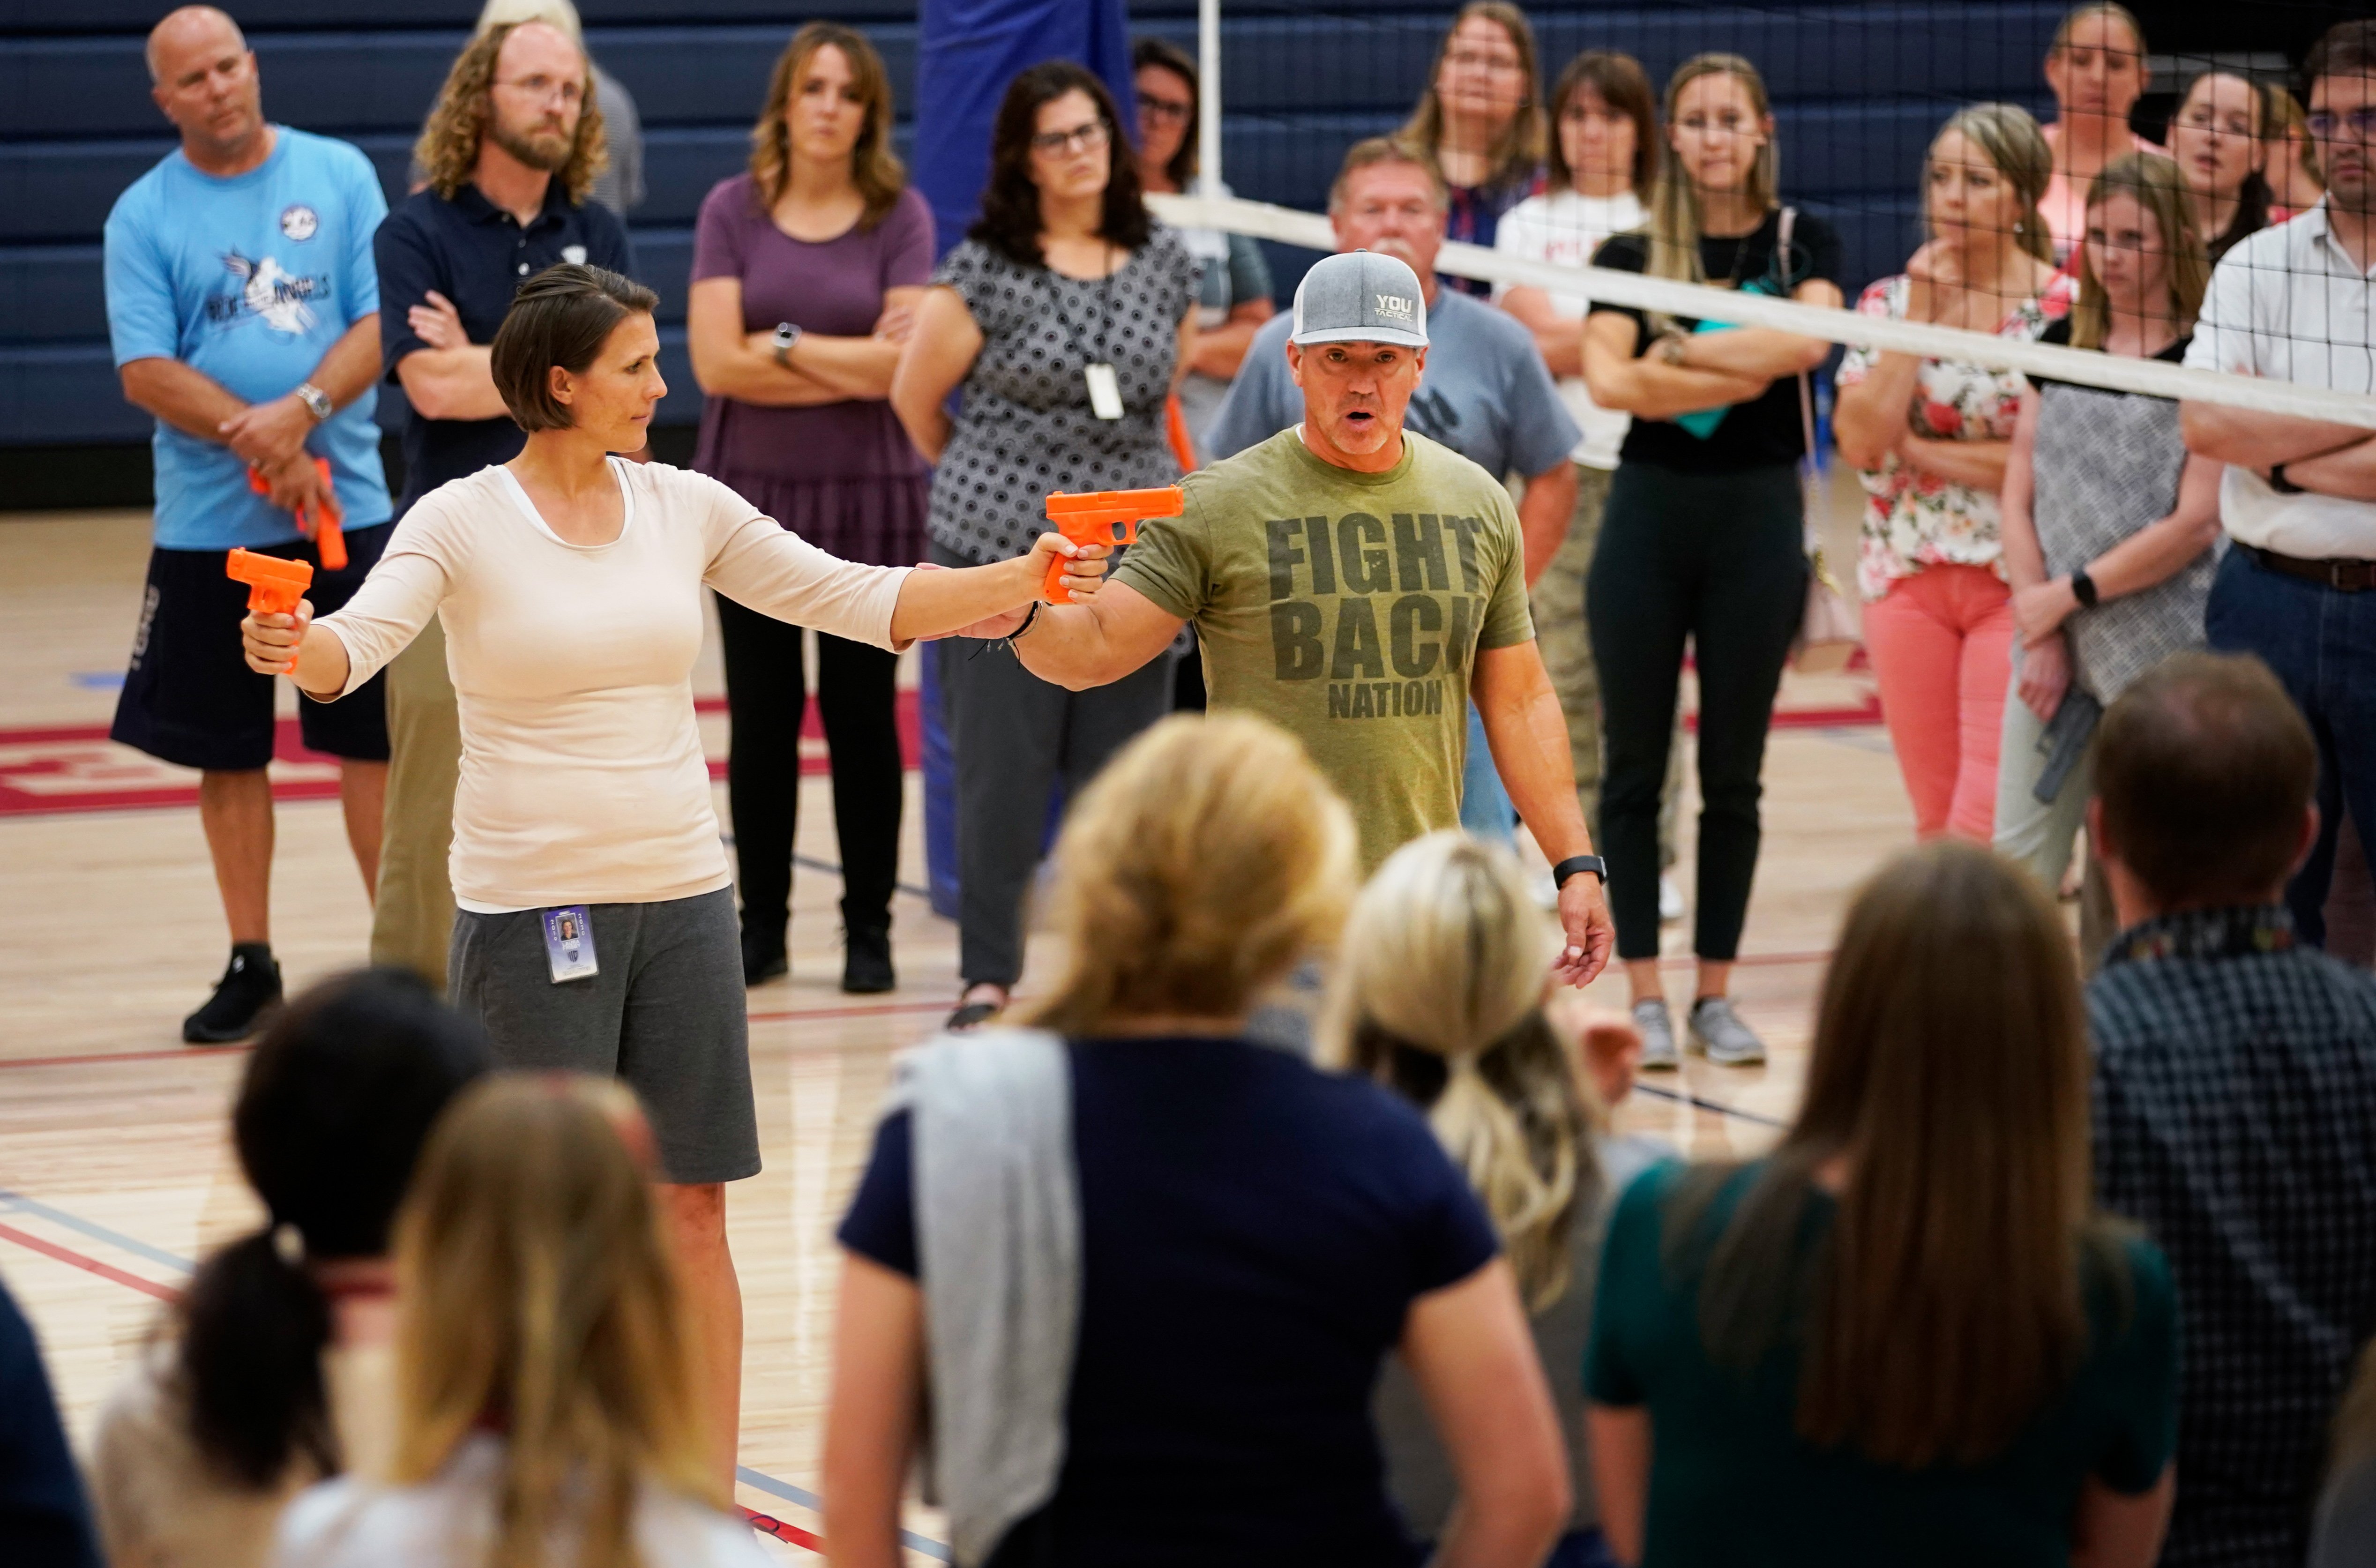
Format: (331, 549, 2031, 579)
(2241, 543, 2376, 592)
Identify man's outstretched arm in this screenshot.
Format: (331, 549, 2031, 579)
(1008, 577, 1188, 692)
(1473, 638, 1614, 987)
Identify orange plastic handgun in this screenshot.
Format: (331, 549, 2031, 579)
(1042, 486, 1185, 603)
(247, 456, 346, 570)
(226, 548, 314, 673)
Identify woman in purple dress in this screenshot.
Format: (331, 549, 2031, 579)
(687, 23, 933, 991)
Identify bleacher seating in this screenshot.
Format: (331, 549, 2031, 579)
(0, 0, 2061, 452)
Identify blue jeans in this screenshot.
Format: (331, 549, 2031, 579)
(1460, 699, 1518, 847)
(2204, 545, 2376, 947)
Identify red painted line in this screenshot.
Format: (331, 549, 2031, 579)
(0, 1043, 254, 1073)
(0, 1220, 179, 1301)
(745, 999, 966, 1025)
(739, 1508, 825, 1553)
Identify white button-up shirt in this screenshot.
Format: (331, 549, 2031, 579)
(2185, 201, 2376, 558)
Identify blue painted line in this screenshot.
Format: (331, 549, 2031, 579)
(1630, 1082, 1788, 1129)
(736, 1465, 949, 1560)
(70, 671, 127, 691)
(0, 1188, 197, 1274)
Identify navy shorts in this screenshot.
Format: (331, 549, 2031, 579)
(110, 522, 394, 773)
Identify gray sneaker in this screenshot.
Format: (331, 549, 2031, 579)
(1687, 997, 1767, 1067)
(1633, 999, 1679, 1071)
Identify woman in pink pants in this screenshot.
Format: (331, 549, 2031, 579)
(1835, 104, 2071, 840)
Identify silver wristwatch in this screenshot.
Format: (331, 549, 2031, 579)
(293, 381, 332, 421)
(772, 321, 803, 368)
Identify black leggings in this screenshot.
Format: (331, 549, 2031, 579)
(715, 593, 904, 939)
(1586, 461, 1806, 962)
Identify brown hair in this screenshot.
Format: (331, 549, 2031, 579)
(2093, 651, 2316, 908)
(1133, 35, 1201, 189)
(2267, 88, 2325, 193)
(415, 19, 608, 206)
(489, 263, 658, 433)
(2050, 2, 2146, 62)
(2331, 1339, 2376, 1495)
(969, 60, 1152, 269)
(2306, 17, 2376, 85)
(1018, 713, 1356, 1034)
(1329, 135, 1450, 213)
(2174, 70, 2273, 261)
(1398, 0, 1547, 194)
(1929, 102, 2056, 264)
(747, 22, 906, 226)
(390, 1076, 716, 1568)
(1667, 840, 2124, 1468)
(1643, 54, 1778, 291)
(1546, 50, 1657, 195)
(1321, 832, 1600, 1310)
(2068, 153, 2209, 349)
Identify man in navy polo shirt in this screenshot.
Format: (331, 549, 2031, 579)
(105, 5, 395, 1043)
(370, 16, 632, 985)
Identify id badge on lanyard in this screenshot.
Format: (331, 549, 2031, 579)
(1083, 363, 1124, 421)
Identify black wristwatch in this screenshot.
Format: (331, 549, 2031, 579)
(2269, 463, 2305, 495)
(2070, 567, 2100, 609)
(1552, 855, 1607, 889)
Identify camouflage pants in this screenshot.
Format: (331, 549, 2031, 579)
(1529, 463, 1681, 868)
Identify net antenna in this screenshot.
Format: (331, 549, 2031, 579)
(1197, 0, 1223, 193)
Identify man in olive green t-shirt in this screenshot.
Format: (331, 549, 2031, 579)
(1011, 249, 1614, 985)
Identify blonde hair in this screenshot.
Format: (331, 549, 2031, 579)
(1644, 54, 1778, 291)
(1321, 832, 1601, 1310)
(2267, 87, 2325, 194)
(389, 1076, 715, 1568)
(1673, 841, 2121, 1469)
(747, 22, 907, 224)
(2068, 152, 2210, 351)
(1018, 713, 1357, 1035)
(1397, 0, 1547, 194)
(415, 18, 609, 205)
(1930, 103, 2056, 264)
(475, 0, 582, 39)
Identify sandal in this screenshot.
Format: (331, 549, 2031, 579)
(946, 985, 1009, 1032)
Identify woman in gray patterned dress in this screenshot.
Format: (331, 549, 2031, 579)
(892, 60, 1198, 1028)
(1995, 153, 2225, 890)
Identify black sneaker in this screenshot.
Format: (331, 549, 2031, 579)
(182, 944, 282, 1044)
(842, 921, 895, 994)
(741, 924, 788, 986)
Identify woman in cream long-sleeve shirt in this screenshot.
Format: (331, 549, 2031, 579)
(241, 265, 1103, 1482)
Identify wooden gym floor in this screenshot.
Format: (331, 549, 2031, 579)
(0, 498, 1908, 1560)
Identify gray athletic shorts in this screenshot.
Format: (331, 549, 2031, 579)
(448, 885, 759, 1184)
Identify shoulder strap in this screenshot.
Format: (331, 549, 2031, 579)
(1776, 208, 1817, 463)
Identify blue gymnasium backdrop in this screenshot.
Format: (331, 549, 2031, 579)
(914, 0, 1137, 920)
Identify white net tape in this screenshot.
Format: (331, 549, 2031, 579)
(1151, 193, 2376, 432)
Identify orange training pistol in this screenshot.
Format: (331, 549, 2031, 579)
(226, 549, 313, 674)
(1041, 486, 1185, 603)
(248, 456, 346, 570)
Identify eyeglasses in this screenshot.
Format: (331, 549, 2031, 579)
(1445, 48, 1524, 75)
(2306, 107, 2376, 141)
(493, 73, 584, 108)
(1138, 96, 1193, 125)
(1031, 120, 1110, 156)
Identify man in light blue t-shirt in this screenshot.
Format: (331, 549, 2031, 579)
(104, 5, 395, 1044)
(1207, 139, 1581, 846)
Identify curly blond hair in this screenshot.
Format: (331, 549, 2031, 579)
(415, 19, 607, 205)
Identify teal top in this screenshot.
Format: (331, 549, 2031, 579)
(1584, 1160, 2179, 1568)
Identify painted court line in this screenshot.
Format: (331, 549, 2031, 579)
(0, 1221, 178, 1301)
(0, 1188, 197, 1275)
(1631, 1081, 1788, 1129)
(0, 1186, 944, 1560)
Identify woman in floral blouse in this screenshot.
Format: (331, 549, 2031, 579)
(1835, 103, 2070, 842)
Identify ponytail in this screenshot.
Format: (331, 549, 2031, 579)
(1428, 1018, 1587, 1309)
(179, 1227, 336, 1488)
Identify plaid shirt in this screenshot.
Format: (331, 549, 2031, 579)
(2090, 905, 2376, 1568)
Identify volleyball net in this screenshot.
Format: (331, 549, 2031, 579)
(1137, 0, 2375, 425)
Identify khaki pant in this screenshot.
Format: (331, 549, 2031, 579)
(1529, 463, 1681, 866)
(370, 617, 459, 989)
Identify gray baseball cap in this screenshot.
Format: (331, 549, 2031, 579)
(1289, 249, 1429, 348)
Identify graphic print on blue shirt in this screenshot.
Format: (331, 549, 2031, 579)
(103, 127, 392, 551)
